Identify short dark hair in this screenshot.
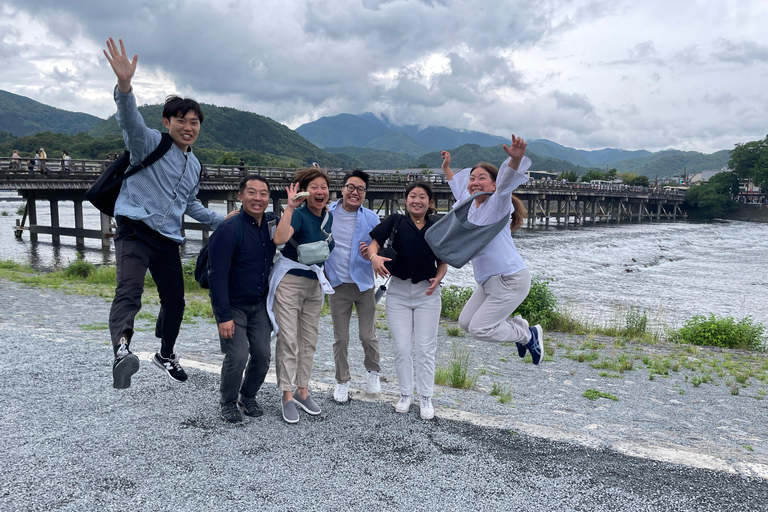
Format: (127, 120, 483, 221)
(405, 181, 436, 216)
(239, 174, 271, 194)
(343, 169, 370, 187)
(163, 95, 204, 124)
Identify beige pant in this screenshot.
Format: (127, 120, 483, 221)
(273, 273, 324, 391)
(459, 269, 532, 344)
(328, 282, 380, 384)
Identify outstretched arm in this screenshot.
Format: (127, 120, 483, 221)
(502, 135, 527, 170)
(103, 38, 137, 94)
(441, 151, 455, 181)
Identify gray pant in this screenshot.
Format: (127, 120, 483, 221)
(459, 269, 532, 344)
(329, 282, 380, 384)
(219, 301, 272, 406)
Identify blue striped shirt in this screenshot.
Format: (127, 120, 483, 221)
(113, 87, 223, 243)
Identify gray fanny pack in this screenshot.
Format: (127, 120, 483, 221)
(424, 192, 509, 268)
(289, 211, 333, 266)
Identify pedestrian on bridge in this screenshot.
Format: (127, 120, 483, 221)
(440, 136, 544, 365)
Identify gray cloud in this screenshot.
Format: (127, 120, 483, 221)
(712, 38, 768, 64)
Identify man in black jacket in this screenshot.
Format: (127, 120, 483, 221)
(208, 174, 277, 422)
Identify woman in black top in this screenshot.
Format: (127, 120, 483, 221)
(367, 182, 447, 420)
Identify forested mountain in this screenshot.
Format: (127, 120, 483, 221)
(527, 139, 651, 167)
(88, 103, 344, 168)
(0, 130, 16, 144)
(297, 113, 507, 154)
(413, 144, 595, 173)
(323, 146, 415, 169)
(610, 149, 731, 177)
(0, 90, 102, 137)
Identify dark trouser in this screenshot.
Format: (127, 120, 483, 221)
(109, 217, 185, 358)
(219, 301, 272, 405)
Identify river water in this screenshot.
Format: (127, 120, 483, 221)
(1, 192, 766, 330)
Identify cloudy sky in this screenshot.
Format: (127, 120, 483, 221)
(1, 0, 766, 153)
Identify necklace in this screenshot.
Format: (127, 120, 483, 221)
(413, 217, 423, 224)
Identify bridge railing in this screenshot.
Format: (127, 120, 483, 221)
(0, 157, 686, 197)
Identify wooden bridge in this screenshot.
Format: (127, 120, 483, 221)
(0, 157, 686, 247)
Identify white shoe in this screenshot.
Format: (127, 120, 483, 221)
(334, 382, 349, 403)
(420, 396, 434, 420)
(395, 394, 412, 413)
(367, 371, 381, 393)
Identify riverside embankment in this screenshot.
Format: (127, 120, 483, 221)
(1, 279, 767, 511)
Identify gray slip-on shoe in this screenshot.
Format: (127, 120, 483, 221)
(293, 392, 321, 415)
(282, 400, 299, 424)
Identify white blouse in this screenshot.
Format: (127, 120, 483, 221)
(447, 156, 532, 284)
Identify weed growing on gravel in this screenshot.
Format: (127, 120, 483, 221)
(599, 372, 622, 378)
(434, 344, 478, 390)
(445, 324, 464, 336)
(490, 382, 512, 404)
(590, 354, 634, 373)
(582, 389, 618, 401)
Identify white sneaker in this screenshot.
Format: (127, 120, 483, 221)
(367, 371, 381, 393)
(395, 394, 412, 413)
(334, 382, 349, 403)
(420, 396, 434, 420)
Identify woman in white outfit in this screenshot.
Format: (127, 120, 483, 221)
(366, 182, 447, 420)
(441, 135, 544, 364)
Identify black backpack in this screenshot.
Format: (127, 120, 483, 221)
(86, 133, 174, 216)
(195, 217, 244, 289)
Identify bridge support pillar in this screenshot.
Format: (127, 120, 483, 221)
(100, 213, 111, 249)
(50, 200, 60, 244)
(74, 201, 84, 245)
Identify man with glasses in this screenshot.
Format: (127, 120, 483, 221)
(325, 170, 382, 402)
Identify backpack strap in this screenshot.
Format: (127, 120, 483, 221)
(385, 214, 402, 249)
(123, 133, 174, 180)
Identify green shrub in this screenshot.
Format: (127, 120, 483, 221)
(440, 275, 558, 329)
(63, 256, 95, 279)
(514, 276, 558, 329)
(624, 306, 648, 336)
(668, 314, 765, 350)
(440, 285, 473, 321)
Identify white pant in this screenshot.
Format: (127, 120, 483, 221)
(385, 277, 441, 398)
(459, 269, 532, 344)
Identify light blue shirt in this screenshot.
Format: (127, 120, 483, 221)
(113, 87, 223, 243)
(325, 199, 380, 291)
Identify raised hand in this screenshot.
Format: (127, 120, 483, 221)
(502, 135, 527, 160)
(441, 150, 455, 180)
(285, 182, 307, 209)
(103, 38, 137, 94)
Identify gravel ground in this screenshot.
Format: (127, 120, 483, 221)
(1, 279, 767, 511)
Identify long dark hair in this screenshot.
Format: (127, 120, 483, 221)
(471, 162, 527, 232)
(405, 181, 436, 216)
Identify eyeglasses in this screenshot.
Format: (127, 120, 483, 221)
(343, 184, 367, 194)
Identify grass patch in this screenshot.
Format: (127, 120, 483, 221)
(583, 389, 619, 401)
(489, 382, 512, 403)
(79, 323, 110, 330)
(445, 324, 464, 336)
(434, 344, 478, 390)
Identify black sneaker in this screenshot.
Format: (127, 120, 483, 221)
(515, 342, 527, 359)
(238, 397, 263, 417)
(112, 344, 140, 389)
(220, 402, 242, 423)
(152, 353, 188, 382)
(525, 324, 544, 365)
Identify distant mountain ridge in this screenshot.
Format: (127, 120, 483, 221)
(0, 90, 731, 177)
(0, 90, 103, 137)
(297, 113, 509, 155)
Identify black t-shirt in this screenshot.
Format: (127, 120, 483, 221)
(370, 213, 440, 284)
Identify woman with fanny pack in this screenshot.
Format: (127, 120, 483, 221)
(366, 182, 447, 420)
(271, 168, 335, 424)
(440, 135, 544, 365)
